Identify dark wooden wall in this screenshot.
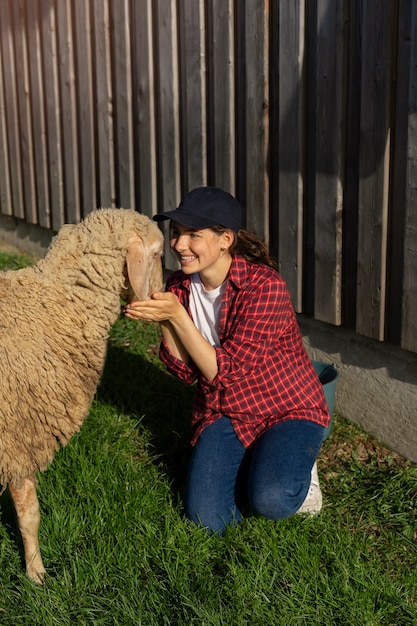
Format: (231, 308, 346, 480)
(0, 0, 416, 353)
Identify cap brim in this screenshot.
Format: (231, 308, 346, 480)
(153, 210, 176, 222)
(153, 210, 215, 229)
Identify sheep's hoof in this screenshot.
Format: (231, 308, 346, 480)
(27, 566, 47, 585)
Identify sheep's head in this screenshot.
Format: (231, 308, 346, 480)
(85, 208, 164, 301)
(43, 208, 164, 300)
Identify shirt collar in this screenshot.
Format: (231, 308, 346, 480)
(226, 255, 251, 290)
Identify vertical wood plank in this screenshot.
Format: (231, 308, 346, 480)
(131, 0, 157, 217)
(234, 2, 247, 214)
(40, 0, 65, 230)
(25, 0, 50, 226)
(73, 0, 96, 217)
(342, 0, 361, 329)
(0, 0, 24, 219)
(388, 0, 411, 344)
(401, 0, 417, 352)
(92, 0, 115, 208)
(178, 0, 207, 191)
(207, 0, 235, 192)
(244, 0, 269, 242)
(56, 0, 80, 223)
(356, 0, 395, 340)
(154, 0, 181, 270)
(274, 0, 305, 311)
(303, 0, 318, 316)
(313, 0, 345, 325)
(0, 11, 12, 216)
(154, 0, 181, 210)
(111, 0, 134, 208)
(11, 0, 37, 223)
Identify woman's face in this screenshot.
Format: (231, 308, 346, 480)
(169, 222, 233, 283)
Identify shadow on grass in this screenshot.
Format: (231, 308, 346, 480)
(98, 343, 195, 498)
(0, 489, 16, 528)
(0, 488, 25, 574)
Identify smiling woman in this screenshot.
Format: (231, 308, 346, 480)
(124, 187, 330, 535)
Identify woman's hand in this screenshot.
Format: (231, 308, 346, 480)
(123, 291, 183, 323)
(124, 291, 218, 380)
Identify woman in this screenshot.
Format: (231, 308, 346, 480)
(124, 187, 330, 534)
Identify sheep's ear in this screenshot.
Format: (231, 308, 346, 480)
(126, 234, 149, 301)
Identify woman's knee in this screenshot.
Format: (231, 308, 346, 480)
(246, 420, 323, 519)
(248, 480, 308, 520)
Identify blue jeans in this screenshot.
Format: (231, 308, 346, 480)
(185, 417, 324, 534)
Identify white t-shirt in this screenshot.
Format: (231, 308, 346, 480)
(189, 273, 227, 347)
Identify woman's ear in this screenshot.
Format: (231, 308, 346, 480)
(220, 229, 235, 251)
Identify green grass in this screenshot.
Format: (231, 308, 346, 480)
(0, 250, 416, 625)
(0, 250, 36, 270)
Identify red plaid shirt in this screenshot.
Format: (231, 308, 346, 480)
(159, 255, 330, 448)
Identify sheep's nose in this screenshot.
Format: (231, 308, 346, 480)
(153, 256, 163, 293)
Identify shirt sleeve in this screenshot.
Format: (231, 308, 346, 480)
(158, 272, 199, 384)
(159, 336, 199, 384)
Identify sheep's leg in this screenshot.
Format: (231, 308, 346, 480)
(9, 477, 46, 584)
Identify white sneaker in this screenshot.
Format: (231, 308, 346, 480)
(296, 461, 322, 515)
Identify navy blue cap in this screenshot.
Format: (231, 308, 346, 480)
(153, 187, 242, 232)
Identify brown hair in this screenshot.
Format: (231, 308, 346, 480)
(211, 225, 278, 269)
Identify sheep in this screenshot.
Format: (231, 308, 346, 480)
(0, 208, 164, 584)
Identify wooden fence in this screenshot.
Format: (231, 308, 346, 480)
(0, 0, 416, 353)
